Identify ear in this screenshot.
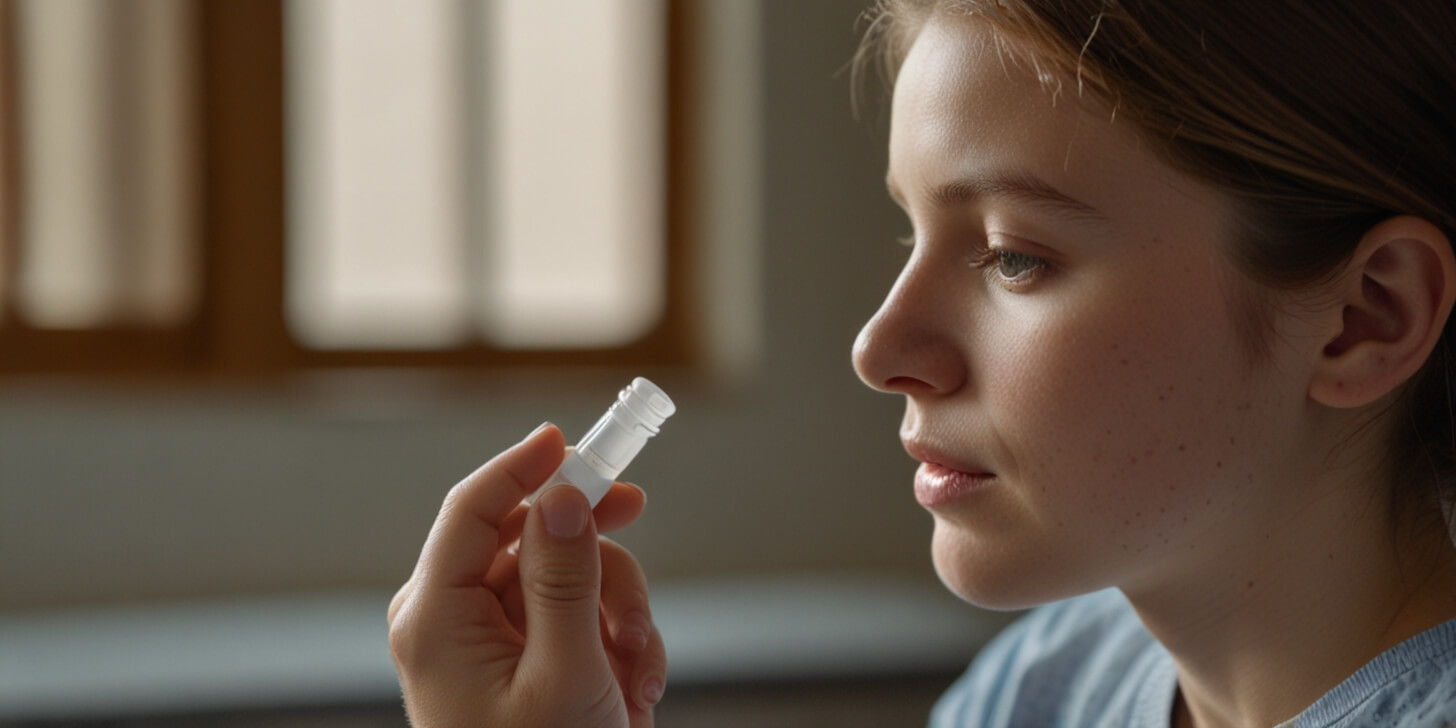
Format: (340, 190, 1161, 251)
(1309, 216, 1456, 408)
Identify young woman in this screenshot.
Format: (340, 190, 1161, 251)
(387, 2, 1456, 725)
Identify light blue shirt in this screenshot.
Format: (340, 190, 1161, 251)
(931, 589, 1456, 727)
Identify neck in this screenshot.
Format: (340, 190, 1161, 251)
(1123, 469, 1456, 728)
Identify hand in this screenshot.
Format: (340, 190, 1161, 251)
(388, 424, 667, 728)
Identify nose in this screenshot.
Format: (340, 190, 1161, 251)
(852, 255, 967, 397)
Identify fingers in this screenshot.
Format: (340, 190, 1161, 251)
(483, 482, 649, 636)
(636, 626, 667, 712)
(516, 484, 615, 680)
(417, 424, 566, 590)
(599, 539, 652, 649)
(600, 539, 667, 711)
(594, 482, 648, 532)
(499, 481, 646, 552)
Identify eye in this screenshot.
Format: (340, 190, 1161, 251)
(972, 246, 1050, 288)
(896, 232, 915, 248)
(993, 250, 1045, 281)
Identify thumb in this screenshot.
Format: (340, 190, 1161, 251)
(518, 484, 613, 677)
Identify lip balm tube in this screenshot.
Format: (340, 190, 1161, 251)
(540, 377, 675, 508)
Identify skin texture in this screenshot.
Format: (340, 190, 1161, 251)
(387, 11, 1456, 728)
(853, 14, 1456, 728)
(388, 424, 666, 728)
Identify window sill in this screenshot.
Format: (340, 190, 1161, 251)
(0, 574, 1010, 722)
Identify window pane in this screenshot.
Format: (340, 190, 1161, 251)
(14, 0, 117, 328)
(0, 0, 8, 320)
(287, 0, 666, 352)
(129, 0, 199, 327)
(286, 0, 471, 350)
(12, 0, 197, 330)
(482, 0, 665, 348)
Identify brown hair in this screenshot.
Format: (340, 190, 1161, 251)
(856, 0, 1456, 535)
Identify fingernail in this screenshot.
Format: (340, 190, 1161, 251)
(540, 486, 589, 539)
(641, 677, 664, 705)
(525, 421, 552, 441)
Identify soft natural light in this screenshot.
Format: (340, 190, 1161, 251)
(286, 0, 665, 351)
(12, 0, 196, 329)
(15, 0, 112, 328)
(286, 0, 470, 349)
(483, 0, 665, 348)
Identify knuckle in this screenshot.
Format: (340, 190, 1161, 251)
(614, 585, 652, 613)
(387, 588, 407, 624)
(441, 479, 472, 513)
(386, 603, 424, 667)
(526, 560, 598, 608)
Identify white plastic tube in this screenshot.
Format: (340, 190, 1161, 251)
(542, 377, 675, 507)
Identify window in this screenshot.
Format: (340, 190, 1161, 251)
(0, 0, 694, 377)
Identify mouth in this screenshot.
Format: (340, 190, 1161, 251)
(902, 440, 997, 509)
(913, 462, 996, 508)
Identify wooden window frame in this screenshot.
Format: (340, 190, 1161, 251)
(0, 0, 697, 379)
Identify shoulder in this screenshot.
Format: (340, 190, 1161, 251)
(1296, 616, 1456, 728)
(930, 589, 1175, 728)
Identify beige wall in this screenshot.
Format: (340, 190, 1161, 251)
(0, 0, 936, 610)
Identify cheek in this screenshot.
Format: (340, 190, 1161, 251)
(981, 280, 1275, 544)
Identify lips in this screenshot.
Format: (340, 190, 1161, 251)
(903, 440, 996, 508)
(914, 462, 996, 507)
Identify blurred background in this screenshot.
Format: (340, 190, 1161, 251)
(0, 1, 1012, 725)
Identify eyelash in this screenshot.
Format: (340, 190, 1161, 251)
(896, 233, 1051, 288)
(974, 247, 1049, 286)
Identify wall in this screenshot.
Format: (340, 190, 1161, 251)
(0, 0, 933, 610)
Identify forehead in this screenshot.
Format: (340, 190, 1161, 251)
(886, 15, 1156, 210)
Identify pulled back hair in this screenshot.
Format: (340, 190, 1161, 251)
(857, 1, 1456, 536)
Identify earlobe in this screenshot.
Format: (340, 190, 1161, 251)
(1309, 216, 1456, 408)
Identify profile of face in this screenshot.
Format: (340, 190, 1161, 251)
(853, 15, 1328, 610)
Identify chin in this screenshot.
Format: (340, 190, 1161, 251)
(929, 521, 1085, 612)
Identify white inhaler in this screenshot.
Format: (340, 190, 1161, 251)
(542, 377, 675, 508)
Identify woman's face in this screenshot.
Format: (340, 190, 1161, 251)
(853, 16, 1321, 609)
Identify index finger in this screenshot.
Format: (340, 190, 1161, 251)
(415, 423, 566, 589)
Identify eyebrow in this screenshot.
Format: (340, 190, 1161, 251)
(886, 170, 1109, 225)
